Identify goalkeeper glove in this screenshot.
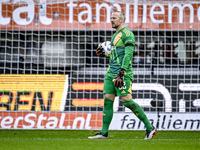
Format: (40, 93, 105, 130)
(113, 68, 126, 88)
(96, 43, 105, 57)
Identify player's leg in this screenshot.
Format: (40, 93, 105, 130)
(121, 96, 157, 139)
(101, 94, 115, 135)
(88, 94, 115, 139)
(116, 77, 157, 139)
(122, 95, 153, 130)
(88, 74, 116, 139)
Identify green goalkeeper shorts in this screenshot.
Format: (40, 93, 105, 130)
(103, 73, 132, 97)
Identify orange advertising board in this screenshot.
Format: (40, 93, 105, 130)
(72, 82, 104, 107)
(0, 112, 102, 129)
(0, 74, 68, 111)
(0, 0, 200, 30)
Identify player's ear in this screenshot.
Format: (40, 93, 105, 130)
(120, 17, 124, 23)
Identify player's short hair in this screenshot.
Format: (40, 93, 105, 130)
(112, 11, 126, 23)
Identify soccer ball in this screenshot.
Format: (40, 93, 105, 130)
(101, 41, 111, 57)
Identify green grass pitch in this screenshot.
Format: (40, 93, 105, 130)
(0, 130, 199, 150)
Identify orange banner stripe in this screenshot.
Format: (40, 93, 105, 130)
(72, 99, 104, 107)
(72, 82, 104, 91)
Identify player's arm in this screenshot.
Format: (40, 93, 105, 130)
(121, 35, 135, 71)
(113, 34, 135, 88)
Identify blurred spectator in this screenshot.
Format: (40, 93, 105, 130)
(164, 43, 178, 64)
(174, 41, 186, 64)
(25, 41, 42, 64)
(133, 43, 146, 64)
(19, 42, 25, 62)
(186, 41, 198, 64)
(152, 41, 160, 64)
(0, 41, 5, 60)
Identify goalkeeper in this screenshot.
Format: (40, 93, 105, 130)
(88, 11, 157, 140)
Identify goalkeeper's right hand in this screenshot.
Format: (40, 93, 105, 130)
(96, 43, 105, 57)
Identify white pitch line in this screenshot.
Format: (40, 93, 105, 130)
(0, 137, 181, 141)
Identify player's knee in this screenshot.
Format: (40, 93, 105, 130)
(121, 94, 132, 101)
(104, 94, 115, 101)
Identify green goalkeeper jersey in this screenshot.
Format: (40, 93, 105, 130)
(107, 27, 135, 80)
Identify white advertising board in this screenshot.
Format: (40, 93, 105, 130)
(110, 113, 200, 130)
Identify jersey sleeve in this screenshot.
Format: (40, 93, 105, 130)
(121, 30, 135, 71)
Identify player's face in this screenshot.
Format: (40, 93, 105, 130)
(110, 13, 122, 29)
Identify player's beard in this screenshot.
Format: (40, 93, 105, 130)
(111, 23, 118, 29)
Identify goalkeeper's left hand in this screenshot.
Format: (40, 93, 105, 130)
(113, 68, 126, 88)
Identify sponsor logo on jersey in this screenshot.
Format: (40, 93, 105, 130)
(121, 90, 126, 94)
(135, 113, 140, 117)
(125, 40, 133, 44)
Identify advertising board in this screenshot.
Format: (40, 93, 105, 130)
(1, 0, 200, 30)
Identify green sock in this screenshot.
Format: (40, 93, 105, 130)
(122, 99, 153, 130)
(101, 97, 114, 135)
